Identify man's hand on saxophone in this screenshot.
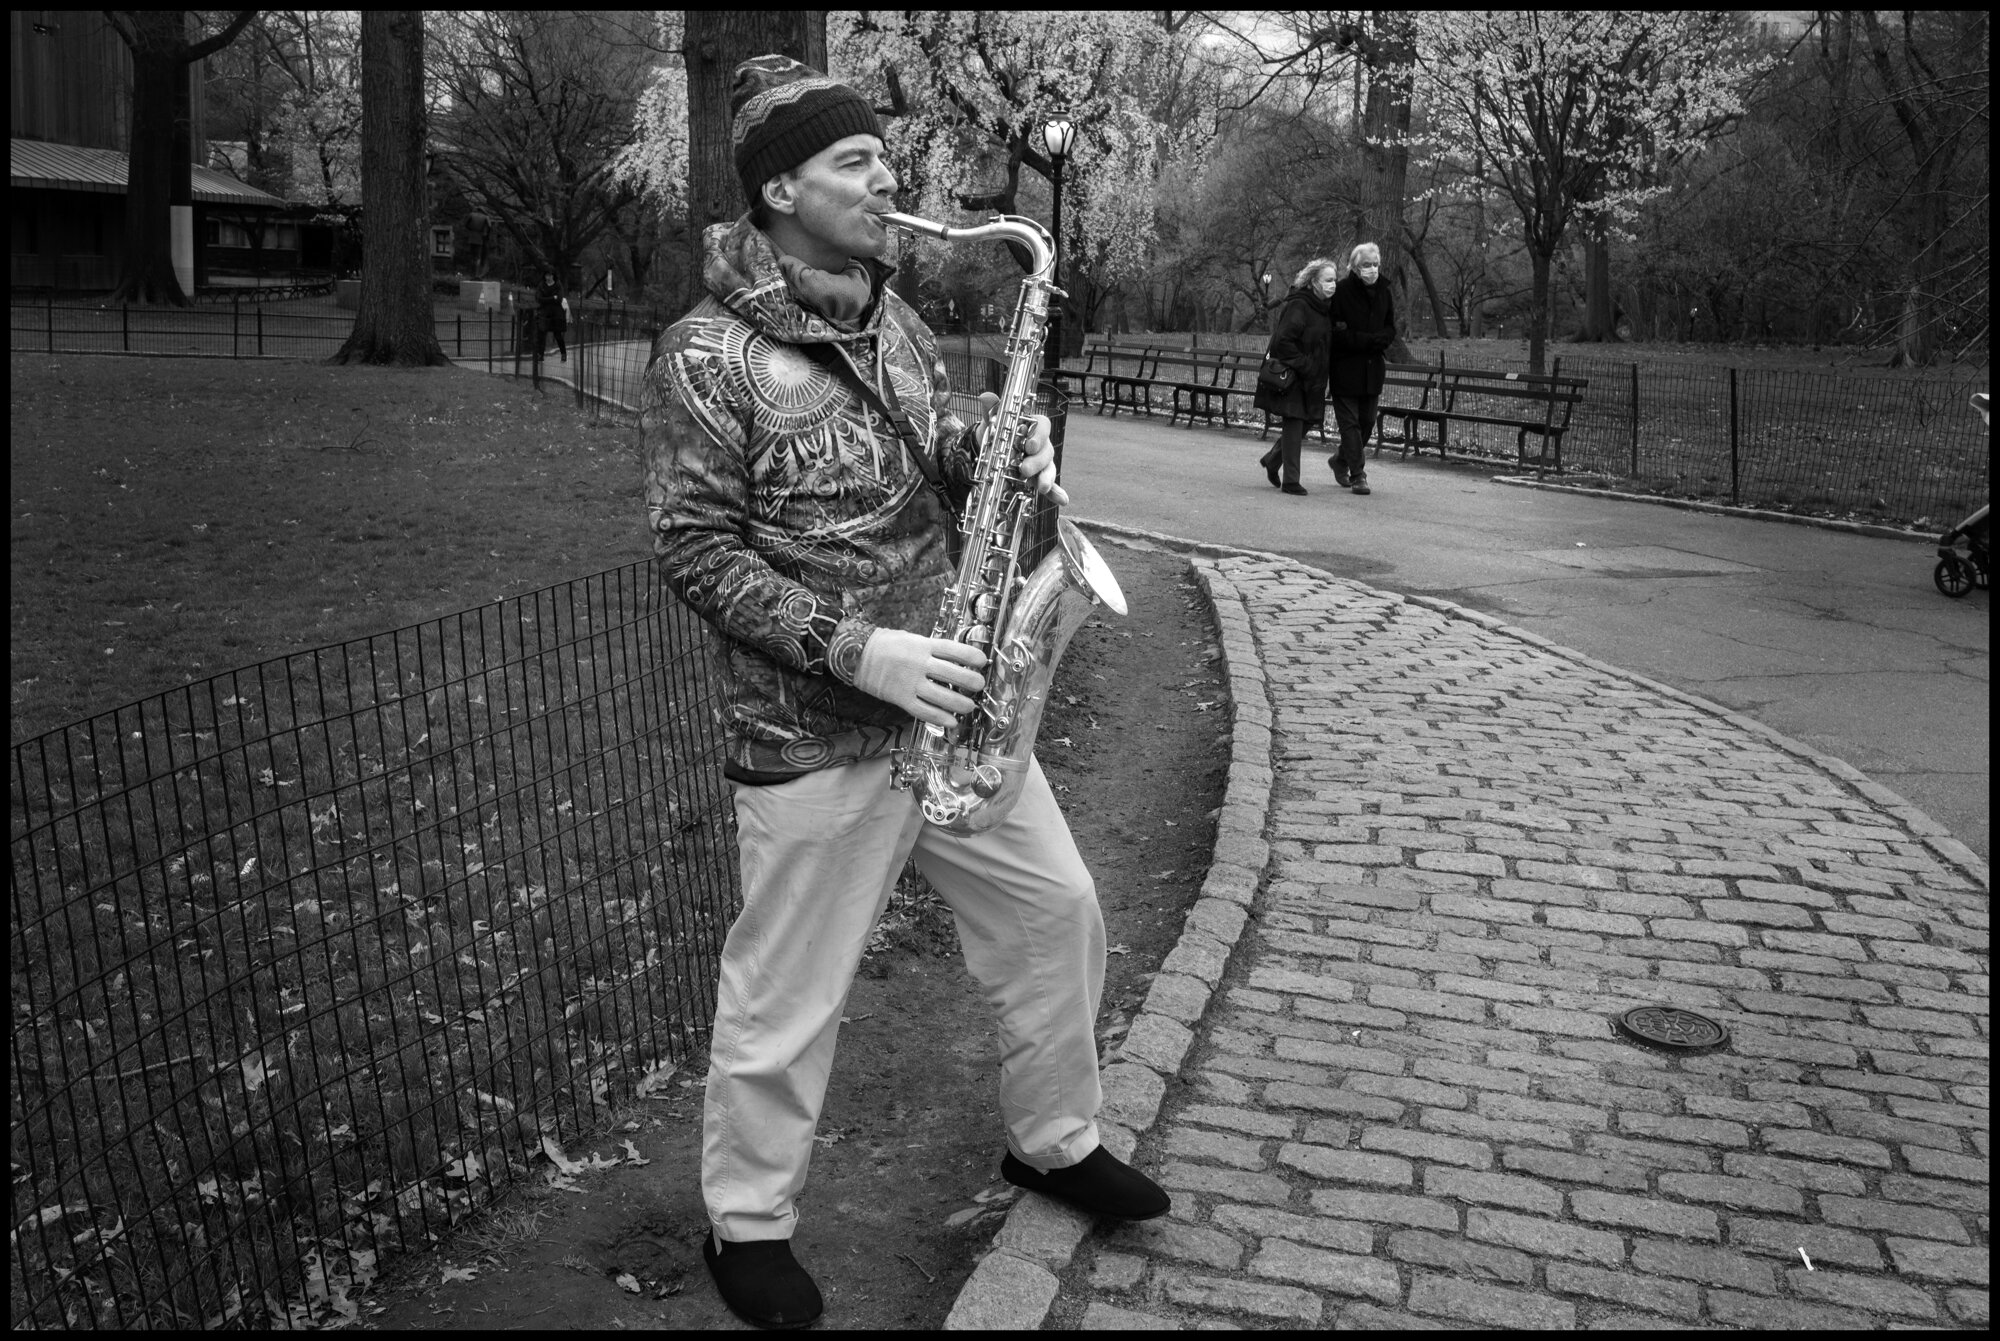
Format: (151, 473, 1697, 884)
(978, 392, 1070, 506)
(852, 629, 987, 728)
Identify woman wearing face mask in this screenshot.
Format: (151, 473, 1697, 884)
(1325, 242, 1395, 495)
(1255, 259, 1338, 496)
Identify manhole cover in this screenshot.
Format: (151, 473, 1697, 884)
(1617, 1005, 1728, 1051)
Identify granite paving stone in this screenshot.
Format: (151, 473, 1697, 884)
(994, 549, 1988, 1332)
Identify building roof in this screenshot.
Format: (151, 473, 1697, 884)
(10, 137, 288, 208)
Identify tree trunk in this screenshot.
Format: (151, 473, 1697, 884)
(1405, 236, 1451, 342)
(111, 12, 192, 306)
(1346, 13, 1416, 362)
(1526, 245, 1551, 374)
(1468, 158, 1489, 337)
(1575, 221, 1618, 341)
(683, 11, 829, 302)
(331, 11, 447, 366)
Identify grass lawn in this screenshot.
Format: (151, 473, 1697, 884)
(10, 354, 724, 1329)
(11, 355, 644, 742)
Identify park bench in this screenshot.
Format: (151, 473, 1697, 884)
(1376, 363, 1588, 472)
(1097, 341, 1168, 418)
(1167, 348, 1260, 429)
(1050, 334, 1154, 408)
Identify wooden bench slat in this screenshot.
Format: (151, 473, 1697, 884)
(1376, 365, 1587, 472)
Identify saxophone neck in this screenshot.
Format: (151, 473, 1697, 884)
(878, 212, 1053, 280)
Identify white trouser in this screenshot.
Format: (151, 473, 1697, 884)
(703, 752, 1105, 1243)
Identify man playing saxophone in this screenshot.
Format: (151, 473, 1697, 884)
(640, 55, 1167, 1330)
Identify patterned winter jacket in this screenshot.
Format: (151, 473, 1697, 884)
(640, 216, 980, 782)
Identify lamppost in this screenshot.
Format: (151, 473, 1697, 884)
(1035, 118, 1076, 571)
(1039, 119, 1076, 377)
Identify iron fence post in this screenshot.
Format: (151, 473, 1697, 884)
(1729, 366, 1740, 506)
(258, 305, 264, 357)
(123, 301, 129, 353)
(1629, 363, 1638, 478)
(233, 293, 240, 357)
(46, 288, 53, 352)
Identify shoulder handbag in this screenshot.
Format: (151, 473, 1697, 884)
(1258, 352, 1298, 394)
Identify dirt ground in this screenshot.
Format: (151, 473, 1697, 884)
(356, 536, 1228, 1330)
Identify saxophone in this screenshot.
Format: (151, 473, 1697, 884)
(881, 211, 1127, 834)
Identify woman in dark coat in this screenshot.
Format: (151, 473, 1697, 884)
(1255, 259, 1338, 495)
(1325, 241, 1395, 495)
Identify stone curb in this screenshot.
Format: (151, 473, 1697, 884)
(941, 528, 1281, 1330)
(942, 514, 1986, 1330)
(1488, 473, 1941, 545)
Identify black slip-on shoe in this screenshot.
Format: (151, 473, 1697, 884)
(1001, 1146, 1170, 1221)
(703, 1235, 823, 1330)
(1263, 458, 1281, 488)
(1350, 476, 1372, 495)
(1281, 482, 1309, 496)
(1330, 458, 1350, 487)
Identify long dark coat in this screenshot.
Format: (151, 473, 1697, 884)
(1327, 271, 1395, 399)
(1253, 287, 1333, 422)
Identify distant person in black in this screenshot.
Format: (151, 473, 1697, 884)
(1326, 242, 1394, 495)
(536, 271, 568, 362)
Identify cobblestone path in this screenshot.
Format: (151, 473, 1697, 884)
(1021, 551, 1988, 1330)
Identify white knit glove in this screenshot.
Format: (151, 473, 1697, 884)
(853, 629, 987, 727)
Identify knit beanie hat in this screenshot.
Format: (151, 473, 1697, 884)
(731, 54, 883, 208)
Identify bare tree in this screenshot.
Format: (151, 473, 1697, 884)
(429, 12, 656, 286)
(102, 9, 257, 305)
(1856, 10, 1989, 366)
(330, 10, 446, 366)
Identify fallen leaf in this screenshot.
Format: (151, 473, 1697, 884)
(615, 1272, 642, 1294)
(540, 1135, 584, 1175)
(1107, 944, 1131, 955)
(634, 1059, 678, 1099)
(439, 1266, 477, 1284)
(619, 1139, 651, 1166)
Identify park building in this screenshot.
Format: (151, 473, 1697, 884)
(9, 10, 328, 297)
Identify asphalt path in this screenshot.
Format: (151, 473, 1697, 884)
(1056, 412, 1989, 861)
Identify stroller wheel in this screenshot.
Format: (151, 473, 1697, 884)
(1934, 557, 1973, 598)
(1973, 563, 1990, 590)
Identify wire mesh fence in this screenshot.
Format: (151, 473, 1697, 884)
(10, 559, 739, 1329)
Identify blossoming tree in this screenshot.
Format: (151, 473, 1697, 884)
(1412, 11, 1767, 371)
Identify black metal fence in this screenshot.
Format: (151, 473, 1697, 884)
(8, 294, 606, 365)
(10, 560, 739, 1329)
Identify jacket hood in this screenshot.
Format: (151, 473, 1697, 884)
(700, 215, 891, 345)
(1285, 285, 1333, 316)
